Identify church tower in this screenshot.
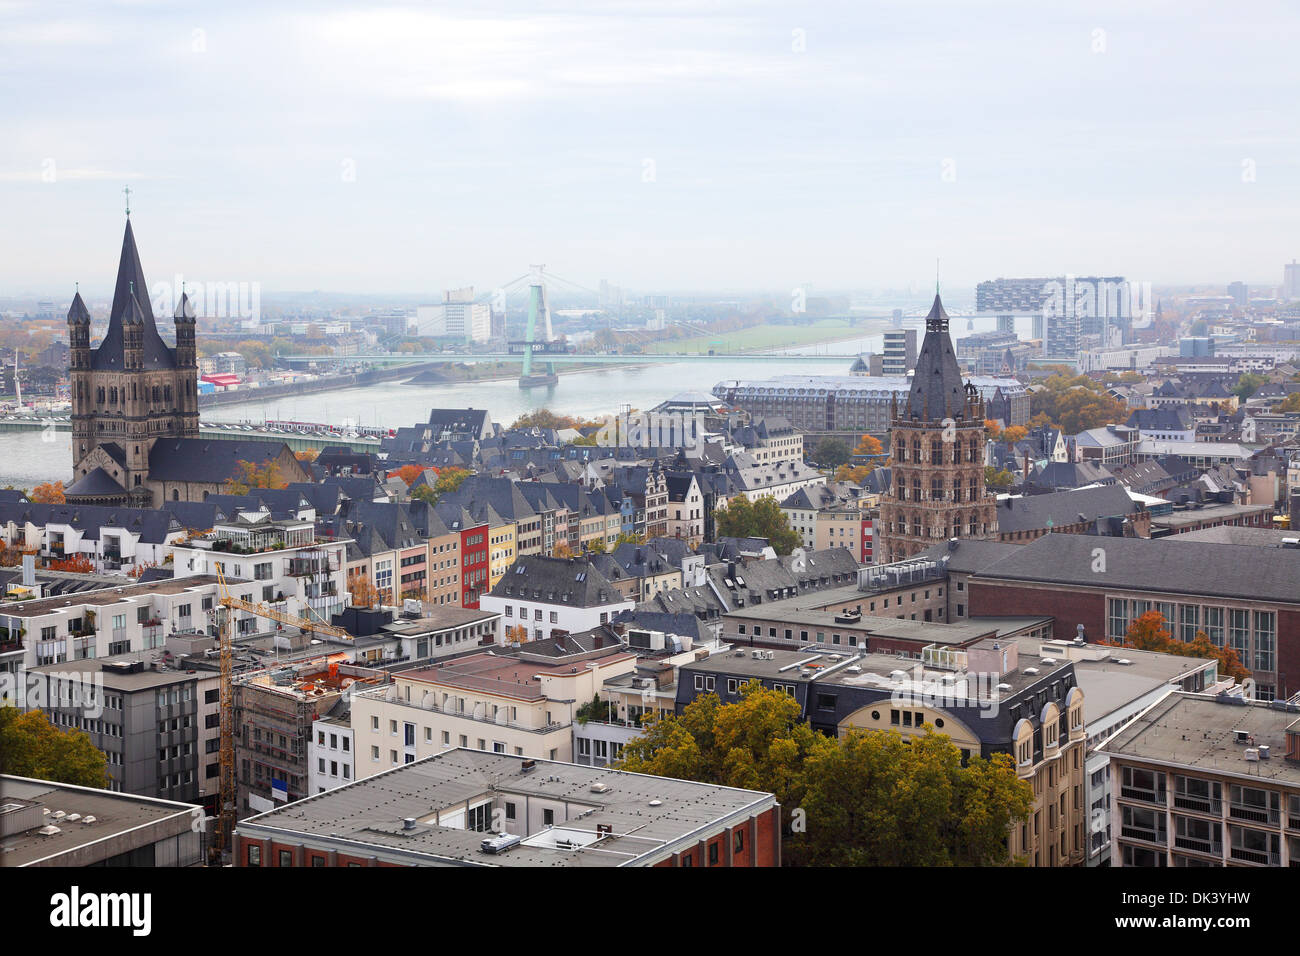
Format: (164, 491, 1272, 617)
(66, 215, 200, 506)
(878, 292, 998, 563)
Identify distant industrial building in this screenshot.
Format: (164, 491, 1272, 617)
(712, 373, 1029, 436)
(417, 287, 491, 343)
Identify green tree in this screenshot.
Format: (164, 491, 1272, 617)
(713, 496, 800, 554)
(618, 683, 833, 835)
(1272, 392, 1300, 413)
(0, 707, 109, 788)
(1231, 373, 1266, 401)
(984, 466, 1015, 490)
(813, 437, 851, 469)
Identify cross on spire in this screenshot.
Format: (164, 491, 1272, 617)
(123, 185, 131, 218)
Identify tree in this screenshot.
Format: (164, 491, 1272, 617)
(1028, 373, 1129, 434)
(349, 573, 378, 609)
(617, 684, 1032, 866)
(29, 481, 65, 504)
(812, 438, 851, 469)
(50, 555, 95, 574)
(294, 448, 319, 463)
(1231, 373, 1266, 401)
(504, 624, 528, 645)
(1273, 392, 1300, 413)
(834, 464, 874, 484)
(510, 408, 578, 429)
(410, 484, 438, 505)
(1001, 425, 1028, 445)
(392, 464, 425, 487)
(853, 434, 884, 458)
(984, 419, 1003, 441)
(223, 459, 287, 494)
(618, 683, 833, 835)
(713, 496, 800, 554)
(984, 466, 1015, 490)
(432, 467, 470, 498)
(0, 707, 109, 788)
(552, 540, 574, 558)
(1104, 612, 1251, 682)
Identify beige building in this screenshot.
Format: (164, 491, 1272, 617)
(350, 641, 637, 770)
(1100, 693, 1300, 867)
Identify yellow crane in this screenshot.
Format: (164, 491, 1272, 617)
(210, 565, 352, 864)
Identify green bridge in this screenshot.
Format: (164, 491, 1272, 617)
(0, 418, 382, 453)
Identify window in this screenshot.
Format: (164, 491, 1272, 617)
(278, 850, 292, 867)
(247, 845, 261, 867)
(543, 809, 555, 826)
(734, 829, 744, 853)
(708, 841, 720, 865)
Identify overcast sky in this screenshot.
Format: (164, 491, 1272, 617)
(3, 0, 1298, 299)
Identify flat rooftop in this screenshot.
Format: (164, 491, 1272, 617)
(1, 775, 199, 867)
(1098, 693, 1300, 786)
(1151, 502, 1275, 529)
(393, 647, 635, 701)
(0, 575, 219, 618)
(723, 602, 999, 647)
(237, 749, 774, 867)
(1168, 526, 1300, 548)
(29, 650, 212, 691)
(1007, 635, 1217, 724)
(382, 606, 499, 637)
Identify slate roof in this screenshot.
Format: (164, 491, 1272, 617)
(971, 533, 1300, 604)
(92, 219, 177, 372)
(904, 293, 969, 422)
(993, 484, 1141, 534)
(489, 555, 628, 608)
(64, 467, 125, 497)
(147, 439, 291, 484)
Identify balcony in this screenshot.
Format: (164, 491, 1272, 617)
(1173, 794, 1222, 816)
(1229, 803, 1279, 826)
(1173, 835, 1222, 857)
(1120, 786, 1166, 805)
(1229, 846, 1279, 866)
(1121, 825, 1167, 845)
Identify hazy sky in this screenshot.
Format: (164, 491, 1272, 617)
(3, 0, 1298, 298)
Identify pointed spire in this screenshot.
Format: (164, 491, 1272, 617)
(67, 288, 91, 325)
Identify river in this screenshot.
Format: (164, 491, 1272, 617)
(3, 313, 1021, 488)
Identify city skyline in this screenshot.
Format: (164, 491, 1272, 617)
(3, 1, 1300, 295)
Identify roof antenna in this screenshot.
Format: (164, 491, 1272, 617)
(935, 257, 940, 296)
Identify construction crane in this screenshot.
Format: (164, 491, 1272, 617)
(210, 566, 352, 865)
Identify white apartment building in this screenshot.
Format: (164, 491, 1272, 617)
(309, 714, 355, 794)
(349, 642, 637, 771)
(171, 512, 349, 625)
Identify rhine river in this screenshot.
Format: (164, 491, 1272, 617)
(2, 314, 1019, 488)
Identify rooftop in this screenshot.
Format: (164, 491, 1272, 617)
(236, 749, 774, 867)
(1, 775, 199, 867)
(1098, 693, 1300, 787)
(0, 575, 219, 619)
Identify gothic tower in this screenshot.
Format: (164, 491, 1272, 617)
(878, 292, 998, 563)
(66, 216, 200, 506)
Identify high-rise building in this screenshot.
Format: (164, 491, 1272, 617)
(1283, 261, 1300, 300)
(417, 287, 491, 343)
(880, 328, 917, 376)
(977, 275, 1131, 358)
(1227, 281, 1248, 306)
(878, 293, 998, 563)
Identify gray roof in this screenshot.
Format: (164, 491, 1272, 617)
(236, 749, 775, 867)
(92, 219, 177, 372)
(994, 484, 1141, 534)
(147, 438, 293, 484)
(1098, 693, 1300, 786)
(490, 555, 628, 608)
(972, 532, 1300, 604)
(903, 294, 970, 422)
